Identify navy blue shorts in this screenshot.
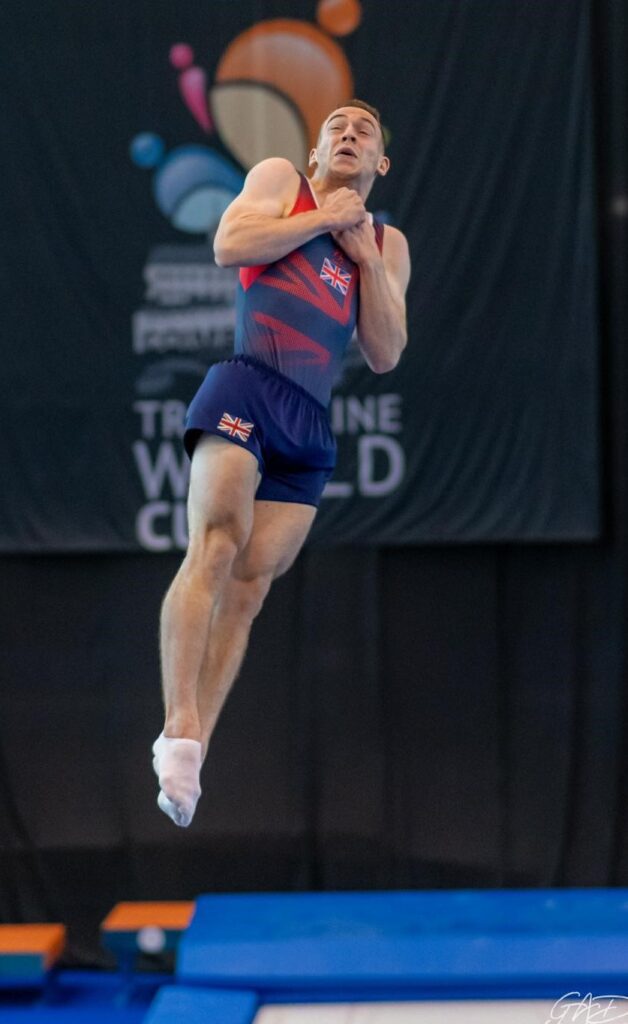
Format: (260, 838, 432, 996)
(184, 356, 337, 507)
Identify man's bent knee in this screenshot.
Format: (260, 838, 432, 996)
(220, 573, 273, 623)
(185, 524, 243, 583)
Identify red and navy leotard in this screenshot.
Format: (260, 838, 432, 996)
(235, 173, 384, 407)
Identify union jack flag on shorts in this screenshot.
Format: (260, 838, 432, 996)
(320, 257, 352, 295)
(217, 412, 255, 442)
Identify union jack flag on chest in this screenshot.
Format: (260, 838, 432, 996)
(320, 257, 352, 295)
(217, 412, 255, 442)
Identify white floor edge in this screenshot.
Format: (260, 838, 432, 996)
(255, 995, 621, 1024)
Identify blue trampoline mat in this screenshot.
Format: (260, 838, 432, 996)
(0, 1010, 145, 1024)
(4, 891, 628, 1022)
(178, 889, 628, 993)
(144, 985, 258, 1024)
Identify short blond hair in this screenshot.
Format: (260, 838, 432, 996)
(344, 98, 382, 127)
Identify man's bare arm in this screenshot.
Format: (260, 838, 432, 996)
(214, 158, 366, 268)
(333, 223, 410, 372)
(357, 226, 410, 372)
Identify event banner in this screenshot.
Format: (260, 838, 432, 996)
(0, 0, 600, 550)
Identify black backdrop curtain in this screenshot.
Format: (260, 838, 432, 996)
(0, 541, 627, 958)
(1, 0, 628, 963)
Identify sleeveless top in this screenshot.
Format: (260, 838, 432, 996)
(235, 172, 384, 406)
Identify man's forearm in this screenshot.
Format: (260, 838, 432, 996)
(357, 257, 407, 373)
(214, 209, 330, 268)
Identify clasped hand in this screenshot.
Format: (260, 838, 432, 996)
(322, 188, 378, 264)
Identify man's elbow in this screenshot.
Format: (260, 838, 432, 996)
(369, 356, 397, 374)
(213, 221, 242, 267)
(369, 340, 407, 374)
(213, 237, 236, 268)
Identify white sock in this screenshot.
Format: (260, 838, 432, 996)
(152, 732, 202, 828)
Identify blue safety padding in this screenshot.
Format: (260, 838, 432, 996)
(261, 980, 628, 1002)
(177, 889, 628, 991)
(0, 953, 47, 983)
(0, 1012, 144, 1024)
(0, 976, 45, 990)
(144, 984, 258, 1024)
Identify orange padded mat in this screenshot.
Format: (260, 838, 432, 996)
(101, 902, 195, 932)
(0, 925, 66, 969)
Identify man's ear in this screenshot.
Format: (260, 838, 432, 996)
(309, 148, 318, 167)
(377, 155, 390, 177)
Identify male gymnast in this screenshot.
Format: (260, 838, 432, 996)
(153, 100, 411, 826)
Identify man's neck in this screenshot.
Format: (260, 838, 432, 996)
(309, 171, 371, 204)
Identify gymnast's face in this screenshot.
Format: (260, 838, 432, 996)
(309, 106, 389, 183)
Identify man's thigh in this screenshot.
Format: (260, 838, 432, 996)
(233, 499, 317, 582)
(187, 434, 261, 547)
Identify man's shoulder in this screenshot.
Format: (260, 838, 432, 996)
(240, 158, 302, 214)
(245, 157, 301, 190)
(381, 224, 409, 259)
(380, 224, 411, 293)
(380, 223, 408, 246)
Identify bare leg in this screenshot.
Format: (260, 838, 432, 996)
(155, 435, 259, 825)
(160, 436, 259, 739)
(197, 499, 317, 760)
(196, 575, 270, 761)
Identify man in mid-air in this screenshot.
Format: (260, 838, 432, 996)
(152, 99, 411, 826)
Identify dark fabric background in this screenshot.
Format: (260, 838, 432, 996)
(0, 539, 627, 959)
(0, 0, 626, 965)
(0, 0, 600, 548)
